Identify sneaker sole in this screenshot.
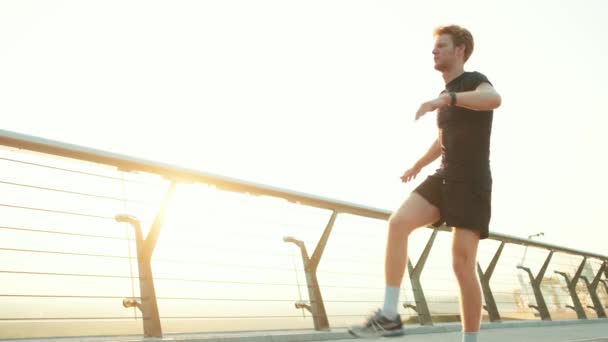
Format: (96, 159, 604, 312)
(348, 328, 404, 338)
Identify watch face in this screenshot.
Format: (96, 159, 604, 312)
(450, 92, 456, 106)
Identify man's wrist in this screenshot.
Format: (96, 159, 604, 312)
(448, 91, 457, 106)
(439, 93, 452, 107)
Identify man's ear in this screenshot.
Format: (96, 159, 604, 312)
(455, 44, 465, 58)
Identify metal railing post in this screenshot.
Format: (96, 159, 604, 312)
(283, 210, 337, 331)
(581, 262, 606, 318)
(477, 241, 505, 322)
(555, 257, 587, 320)
(403, 229, 437, 326)
(604, 266, 608, 299)
(602, 278, 608, 307)
(517, 250, 553, 320)
(115, 181, 176, 338)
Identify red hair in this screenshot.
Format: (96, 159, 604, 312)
(434, 25, 474, 62)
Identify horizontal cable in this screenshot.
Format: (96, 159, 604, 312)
(494, 301, 545, 304)
(170, 230, 284, 243)
(308, 284, 384, 290)
(160, 315, 305, 320)
(0, 270, 132, 279)
(152, 258, 294, 272)
(0, 180, 153, 206)
(155, 276, 297, 287)
(0, 270, 386, 290)
(223, 219, 328, 234)
(323, 258, 382, 265)
(412, 299, 460, 304)
(316, 300, 382, 303)
(156, 277, 384, 290)
(406, 313, 467, 317)
(155, 297, 384, 303)
(0, 249, 378, 277)
(485, 291, 529, 295)
(157, 297, 294, 302)
(0, 294, 127, 299)
(326, 314, 389, 317)
(0, 317, 136, 321)
(316, 270, 380, 277)
(0, 203, 114, 220)
(1, 296, 398, 304)
(0, 247, 129, 259)
(0, 157, 152, 185)
(400, 288, 523, 294)
(158, 239, 380, 265)
(151, 257, 381, 277)
(157, 240, 290, 258)
(202, 226, 377, 243)
(0, 225, 130, 241)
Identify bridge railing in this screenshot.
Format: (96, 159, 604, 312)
(0, 129, 606, 339)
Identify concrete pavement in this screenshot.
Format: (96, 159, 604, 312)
(6, 319, 608, 342)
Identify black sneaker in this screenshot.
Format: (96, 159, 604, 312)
(348, 309, 404, 338)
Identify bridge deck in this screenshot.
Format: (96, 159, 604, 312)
(8, 319, 608, 342)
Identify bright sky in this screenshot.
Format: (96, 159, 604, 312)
(1, 0, 607, 256)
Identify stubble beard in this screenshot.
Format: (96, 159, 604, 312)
(434, 59, 450, 72)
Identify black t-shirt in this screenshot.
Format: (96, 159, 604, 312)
(433, 71, 493, 185)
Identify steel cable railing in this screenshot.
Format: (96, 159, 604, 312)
(0, 165, 318, 338)
(0, 129, 607, 340)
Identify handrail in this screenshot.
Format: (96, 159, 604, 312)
(1, 128, 606, 261)
(0, 129, 389, 220)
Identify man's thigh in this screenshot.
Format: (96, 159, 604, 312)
(390, 191, 441, 230)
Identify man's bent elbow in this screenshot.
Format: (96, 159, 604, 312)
(490, 93, 501, 110)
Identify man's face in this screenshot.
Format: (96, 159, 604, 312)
(432, 34, 463, 71)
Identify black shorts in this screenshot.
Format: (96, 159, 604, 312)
(413, 176, 491, 239)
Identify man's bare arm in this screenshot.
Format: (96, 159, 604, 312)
(401, 138, 441, 183)
(415, 82, 501, 120)
(448, 82, 501, 111)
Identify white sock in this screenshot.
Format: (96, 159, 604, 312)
(381, 286, 400, 320)
(462, 332, 478, 342)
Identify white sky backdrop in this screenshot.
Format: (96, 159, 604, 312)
(1, 0, 607, 254)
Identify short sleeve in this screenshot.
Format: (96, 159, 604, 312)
(465, 71, 492, 91)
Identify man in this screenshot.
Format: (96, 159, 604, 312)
(349, 25, 501, 342)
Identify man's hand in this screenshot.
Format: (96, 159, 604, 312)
(400, 165, 422, 183)
(415, 93, 450, 121)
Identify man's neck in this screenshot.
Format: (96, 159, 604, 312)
(442, 65, 465, 85)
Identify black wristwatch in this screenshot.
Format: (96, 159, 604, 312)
(449, 91, 457, 106)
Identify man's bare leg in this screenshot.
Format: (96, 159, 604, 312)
(452, 227, 482, 337)
(348, 192, 440, 337)
(382, 193, 440, 317)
